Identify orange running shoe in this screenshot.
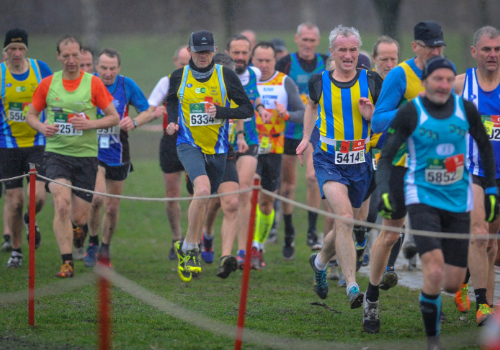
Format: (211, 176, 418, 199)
(477, 303, 492, 326)
(56, 261, 74, 278)
(455, 283, 470, 313)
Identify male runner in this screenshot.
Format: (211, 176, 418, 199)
(0, 28, 52, 267)
(83, 48, 153, 267)
(376, 55, 498, 349)
(271, 38, 288, 61)
(240, 30, 256, 52)
(148, 45, 190, 260)
(454, 26, 500, 324)
(26, 35, 119, 277)
(364, 21, 446, 330)
(165, 30, 253, 282)
(80, 46, 95, 73)
(276, 23, 327, 256)
(297, 25, 382, 308)
(250, 41, 304, 268)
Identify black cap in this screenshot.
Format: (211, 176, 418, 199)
(414, 21, 446, 47)
(357, 53, 371, 70)
(4, 28, 28, 49)
(422, 55, 456, 80)
(270, 38, 286, 52)
(189, 30, 216, 52)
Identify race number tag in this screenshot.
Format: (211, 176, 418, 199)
(100, 135, 110, 148)
(8, 102, 29, 122)
(483, 115, 500, 141)
(54, 113, 83, 136)
(97, 125, 120, 135)
(425, 154, 464, 185)
(258, 136, 271, 154)
(189, 103, 220, 126)
(335, 140, 365, 165)
(371, 148, 381, 171)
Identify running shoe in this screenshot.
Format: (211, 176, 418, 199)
(184, 249, 202, 274)
(7, 255, 22, 268)
(362, 252, 370, 266)
(24, 213, 41, 249)
(72, 226, 86, 249)
(168, 241, 177, 261)
(362, 294, 380, 334)
(250, 247, 264, 270)
(379, 266, 398, 290)
(56, 261, 74, 278)
(84, 243, 99, 268)
(237, 249, 245, 269)
(201, 232, 214, 264)
(267, 226, 278, 244)
(347, 284, 364, 309)
(326, 260, 339, 280)
(309, 253, 328, 299)
(454, 283, 470, 313)
(307, 229, 322, 251)
(476, 303, 492, 326)
(216, 255, 238, 279)
(355, 236, 367, 271)
(402, 234, 417, 260)
(74, 247, 85, 261)
(1, 237, 12, 252)
(174, 241, 192, 282)
(283, 231, 295, 260)
(337, 270, 346, 287)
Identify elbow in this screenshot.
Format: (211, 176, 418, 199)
(111, 114, 120, 126)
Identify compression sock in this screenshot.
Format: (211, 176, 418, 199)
(475, 288, 488, 310)
(89, 235, 99, 246)
(308, 211, 318, 233)
(256, 209, 275, 250)
(61, 253, 73, 264)
(283, 213, 294, 234)
(419, 292, 441, 337)
(252, 205, 262, 249)
(366, 282, 380, 302)
(387, 233, 404, 268)
(463, 268, 470, 284)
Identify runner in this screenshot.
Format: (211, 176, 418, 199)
(297, 25, 381, 308)
(454, 26, 500, 324)
(363, 21, 446, 332)
(148, 45, 190, 260)
(276, 23, 327, 257)
(224, 34, 271, 268)
(165, 30, 253, 282)
(240, 30, 256, 52)
(26, 35, 119, 277)
(0, 28, 52, 267)
(83, 48, 153, 267)
(271, 38, 288, 61)
(250, 41, 304, 268)
(80, 46, 94, 73)
(376, 55, 498, 349)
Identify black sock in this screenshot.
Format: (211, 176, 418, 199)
(13, 248, 22, 254)
(61, 253, 73, 263)
(463, 269, 470, 284)
(82, 224, 88, 233)
(353, 225, 368, 245)
(419, 291, 441, 337)
(475, 288, 488, 309)
(366, 282, 380, 302)
(387, 234, 403, 267)
(100, 243, 110, 254)
(283, 214, 294, 235)
(3, 234, 11, 242)
(308, 211, 318, 232)
(89, 235, 99, 246)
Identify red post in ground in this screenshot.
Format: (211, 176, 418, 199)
(99, 257, 111, 350)
(28, 163, 37, 326)
(235, 178, 260, 350)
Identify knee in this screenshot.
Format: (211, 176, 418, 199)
(470, 234, 489, 250)
(54, 197, 71, 218)
(487, 240, 498, 257)
(306, 171, 317, 189)
(92, 195, 104, 211)
(382, 231, 400, 247)
(7, 191, 24, 211)
(239, 191, 251, 205)
(166, 185, 181, 199)
(223, 196, 239, 216)
(426, 264, 444, 286)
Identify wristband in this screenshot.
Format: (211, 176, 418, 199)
(485, 186, 498, 196)
(237, 131, 245, 137)
(283, 113, 290, 121)
(255, 103, 265, 112)
(132, 119, 138, 129)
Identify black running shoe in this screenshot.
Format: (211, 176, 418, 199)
(379, 266, 398, 290)
(283, 231, 295, 260)
(216, 255, 238, 279)
(307, 229, 322, 251)
(7, 254, 22, 268)
(24, 213, 41, 249)
(168, 241, 177, 261)
(362, 294, 380, 334)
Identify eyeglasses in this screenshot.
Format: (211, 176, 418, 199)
(415, 42, 444, 51)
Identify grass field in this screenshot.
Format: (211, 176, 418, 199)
(0, 130, 486, 350)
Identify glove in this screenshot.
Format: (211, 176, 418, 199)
(378, 192, 396, 219)
(484, 187, 500, 223)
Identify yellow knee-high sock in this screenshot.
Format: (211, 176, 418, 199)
(252, 205, 262, 247)
(259, 209, 275, 245)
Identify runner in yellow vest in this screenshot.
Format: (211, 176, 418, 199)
(26, 35, 119, 278)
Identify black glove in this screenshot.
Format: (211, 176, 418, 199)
(484, 187, 500, 223)
(378, 192, 396, 219)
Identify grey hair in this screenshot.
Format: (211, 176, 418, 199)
(173, 45, 188, 60)
(473, 26, 500, 48)
(297, 22, 320, 37)
(213, 53, 235, 71)
(329, 25, 362, 49)
(372, 35, 400, 58)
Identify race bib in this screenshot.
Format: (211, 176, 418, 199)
(189, 103, 220, 126)
(335, 140, 365, 165)
(97, 125, 120, 135)
(8, 102, 29, 122)
(54, 113, 83, 136)
(483, 115, 500, 141)
(371, 148, 381, 171)
(425, 154, 464, 185)
(258, 135, 271, 154)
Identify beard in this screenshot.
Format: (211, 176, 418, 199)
(235, 60, 248, 75)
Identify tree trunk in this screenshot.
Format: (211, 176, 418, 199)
(81, 0, 99, 51)
(372, 0, 402, 40)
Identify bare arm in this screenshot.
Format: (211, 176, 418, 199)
(71, 102, 120, 130)
(120, 109, 154, 132)
(454, 73, 465, 96)
(296, 98, 318, 166)
(25, 104, 59, 138)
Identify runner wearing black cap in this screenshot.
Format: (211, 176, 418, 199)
(165, 30, 253, 282)
(363, 21, 447, 333)
(0, 29, 52, 267)
(271, 38, 288, 61)
(376, 55, 498, 350)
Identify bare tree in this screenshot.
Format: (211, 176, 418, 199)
(372, 0, 402, 40)
(81, 0, 99, 51)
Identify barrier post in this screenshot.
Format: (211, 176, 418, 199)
(235, 178, 260, 350)
(99, 257, 111, 350)
(28, 163, 37, 326)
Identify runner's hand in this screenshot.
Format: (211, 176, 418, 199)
(152, 106, 166, 119)
(274, 101, 287, 119)
(41, 122, 59, 138)
(378, 192, 396, 219)
(296, 139, 309, 167)
(207, 103, 217, 118)
(484, 187, 500, 222)
(166, 122, 179, 135)
(358, 98, 374, 121)
(237, 135, 249, 153)
(70, 114, 92, 130)
(259, 108, 272, 123)
(120, 116, 135, 131)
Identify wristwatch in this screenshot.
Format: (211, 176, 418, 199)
(132, 119, 138, 129)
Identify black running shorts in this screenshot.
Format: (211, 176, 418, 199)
(256, 153, 282, 192)
(0, 146, 45, 189)
(284, 138, 301, 156)
(98, 161, 133, 182)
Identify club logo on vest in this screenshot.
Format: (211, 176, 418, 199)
(469, 94, 477, 101)
(195, 87, 206, 94)
(436, 143, 455, 156)
(187, 83, 193, 88)
(6, 83, 12, 87)
(15, 86, 26, 92)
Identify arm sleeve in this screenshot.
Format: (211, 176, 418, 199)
(31, 76, 52, 112)
(307, 73, 323, 104)
(276, 55, 291, 74)
(91, 76, 114, 110)
(376, 102, 418, 194)
(465, 100, 497, 188)
(124, 77, 149, 113)
(371, 67, 407, 133)
(148, 76, 169, 107)
(284, 76, 305, 123)
(214, 67, 254, 120)
(166, 69, 183, 124)
(37, 60, 53, 78)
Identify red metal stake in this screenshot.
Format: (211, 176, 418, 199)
(28, 163, 37, 326)
(99, 257, 111, 350)
(235, 178, 260, 350)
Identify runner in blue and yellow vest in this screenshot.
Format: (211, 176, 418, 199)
(0, 28, 52, 267)
(165, 31, 253, 283)
(276, 23, 328, 250)
(297, 25, 382, 311)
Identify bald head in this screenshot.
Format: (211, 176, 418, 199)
(174, 45, 190, 69)
(240, 30, 256, 51)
